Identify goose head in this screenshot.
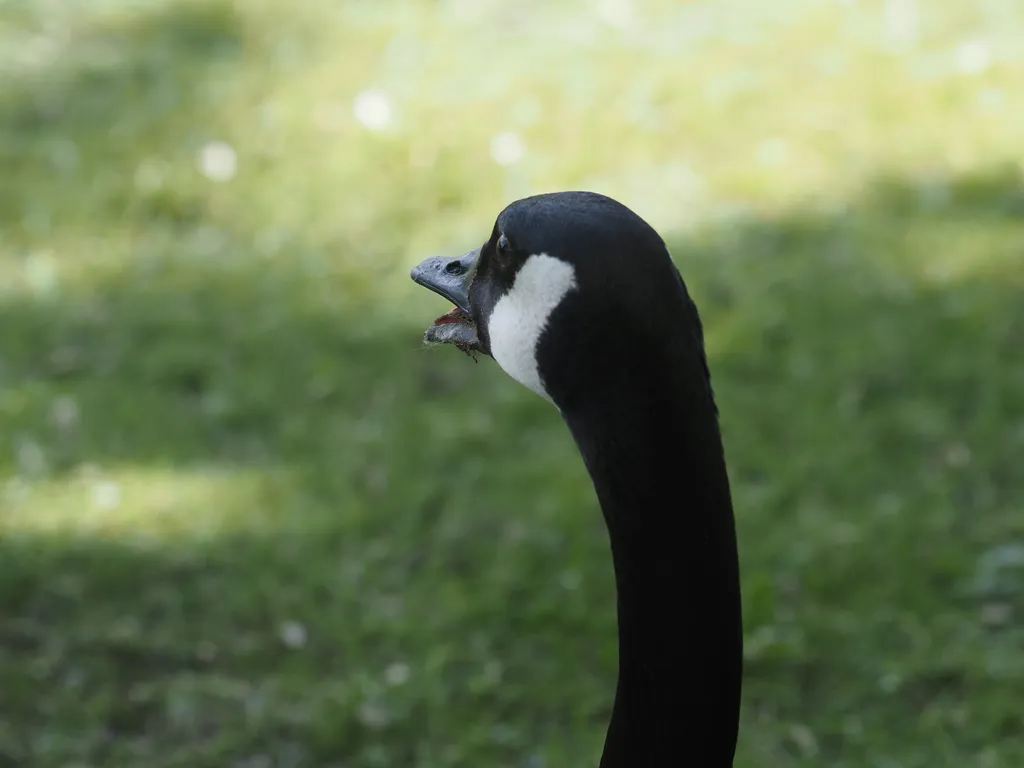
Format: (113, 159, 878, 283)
(411, 191, 698, 413)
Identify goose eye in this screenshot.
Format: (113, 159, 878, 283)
(496, 234, 511, 257)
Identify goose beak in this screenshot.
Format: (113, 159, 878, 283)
(410, 249, 482, 352)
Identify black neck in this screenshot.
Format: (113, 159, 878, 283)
(563, 360, 743, 767)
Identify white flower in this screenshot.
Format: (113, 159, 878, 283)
(278, 621, 308, 649)
(92, 481, 122, 510)
(756, 138, 788, 166)
(597, 0, 633, 29)
(198, 141, 237, 182)
(384, 662, 410, 686)
(51, 396, 79, 430)
(956, 41, 991, 75)
(490, 131, 526, 166)
(353, 89, 393, 131)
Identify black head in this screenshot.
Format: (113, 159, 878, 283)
(411, 191, 708, 413)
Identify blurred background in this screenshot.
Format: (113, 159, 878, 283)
(1, 0, 1022, 765)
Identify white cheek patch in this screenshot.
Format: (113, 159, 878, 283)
(488, 253, 578, 402)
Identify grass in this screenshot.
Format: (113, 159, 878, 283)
(1, 0, 1023, 765)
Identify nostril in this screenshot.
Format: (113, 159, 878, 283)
(445, 260, 465, 276)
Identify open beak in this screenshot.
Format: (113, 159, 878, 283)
(410, 249, 482, 352)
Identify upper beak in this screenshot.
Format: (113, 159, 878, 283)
(409, 249, 479, 314)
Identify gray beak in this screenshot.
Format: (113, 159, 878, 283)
(410, 248, 482, 352)
(409, 249, 479, 314)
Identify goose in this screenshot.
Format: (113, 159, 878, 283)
(410, 191, 742, 767)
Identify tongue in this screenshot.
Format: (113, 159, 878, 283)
(434, 306, 468, 326)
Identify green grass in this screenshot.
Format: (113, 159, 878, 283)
(2, 0, 1023, 765)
